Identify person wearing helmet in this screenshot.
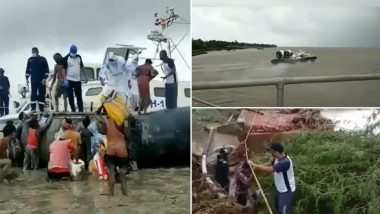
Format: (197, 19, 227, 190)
(25, 47, 49, 112)
(0, 68, 10, 116)
(159, 50, 177, 109)
(62, 45, 85, 112)
(49, 53, 68, 112)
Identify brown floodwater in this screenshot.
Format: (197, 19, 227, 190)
(0, 168, 190, 214)
(192, 47, 380, 107)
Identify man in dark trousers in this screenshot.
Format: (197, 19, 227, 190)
(26, 47, 49, 112)
(62, 45, 85, 112)
(159, 50, 177, 109)
(0, 68, 10, 116)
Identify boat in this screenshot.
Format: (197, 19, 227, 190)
(271, 49, 317, 64)
(0, 7, 190, 168)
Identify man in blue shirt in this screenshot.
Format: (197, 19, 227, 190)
(250, 142, 296, 214)
(25, 47, 49, 112)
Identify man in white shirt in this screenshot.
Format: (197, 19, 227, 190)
(159, 50, 177, 109)
(250, 142, 296, 214)
(62, 45, 85, 112)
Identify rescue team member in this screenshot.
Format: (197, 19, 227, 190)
(135, 59, 158, 114)
(50, 53, 68, 112)
(159, 50, 177, 109)
(61, 118, 81, 163)
(25, 47, 49, 112)
(98, 111, 128, 196)
(23, 118, 40, 170)
(99, 52, 131, 103)
(235, 159, 253, 206)
(0, 68, 10, 116)
(250, 142, 296, 214)
(47, 138, 75, 180)
(62, 45, 85, 112)
(0, 124, 18, 182)
(214, 148, 230, 193)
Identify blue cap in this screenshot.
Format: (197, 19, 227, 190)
(70, 45, 77, 54)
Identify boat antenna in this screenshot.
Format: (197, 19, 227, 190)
(149, 7, 190, 70)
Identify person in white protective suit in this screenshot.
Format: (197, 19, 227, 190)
(99, 52, 132, 106)
(125, 53, 140, 112)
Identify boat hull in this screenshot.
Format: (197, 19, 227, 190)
(35, 107, 190, 168)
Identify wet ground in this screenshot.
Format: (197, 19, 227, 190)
(0, 168, 190, 214)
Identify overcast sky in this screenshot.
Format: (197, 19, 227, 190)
(0, 0, 190, 98)
(192, 1, 380, 48)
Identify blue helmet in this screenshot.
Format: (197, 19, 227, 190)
(70, 45, 77, 54)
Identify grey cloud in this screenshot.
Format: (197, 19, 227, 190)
(192, 7, 380, 47)
(192, 0, 380, 7)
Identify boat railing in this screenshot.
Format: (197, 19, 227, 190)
(193, 73, 380, 107)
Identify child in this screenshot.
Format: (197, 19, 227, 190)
(23, 118, 40, 170)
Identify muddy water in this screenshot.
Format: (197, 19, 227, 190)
(0, 168, 190, 214)
(193, 47, 380, 107)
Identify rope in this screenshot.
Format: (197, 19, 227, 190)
(192, 97, 218, 107)
(243, 109, 273, 214)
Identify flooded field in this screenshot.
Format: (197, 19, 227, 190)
(0, 168, 190, 214)
(193, 47, 380, 107)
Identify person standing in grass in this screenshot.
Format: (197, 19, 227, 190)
(250, 142, 296, 214)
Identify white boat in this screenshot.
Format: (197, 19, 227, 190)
(271, 49, 317, 64)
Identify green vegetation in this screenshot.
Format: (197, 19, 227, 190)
(257, 132, 380, 214)
(192, 39, 277, 56)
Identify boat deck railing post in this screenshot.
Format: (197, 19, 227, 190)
(192, 74, 380, 107)
(276, 82, 285, 107)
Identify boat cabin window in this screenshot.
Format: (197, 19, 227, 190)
(96, 68, 101, 80)
(153, 87, 165, 97)
(83, 67, 95, 81)
(86, 87, 103, 96)
(184, 88, 190, 97)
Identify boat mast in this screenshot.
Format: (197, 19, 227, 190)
(148, 7, 190, 70)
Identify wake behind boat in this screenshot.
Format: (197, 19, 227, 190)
(271, 49, 317, 64)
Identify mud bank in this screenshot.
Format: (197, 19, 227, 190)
(0, 168, 190, 214)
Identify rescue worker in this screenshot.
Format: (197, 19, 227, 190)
(99, 52, 131, 105)
(214, 148, 230, 193)
(125, 53, 140, 111)
(235, 160, 253, 206)
(135, 59, 158, 114)
(50, 53, 68, 112)
(25, 47, 49, 112)
(0, 124, 18, 183)
(62, 45, 85, 112)
(0, 68, 10, 116)
(159, 50, 177, 109)
(249, 142, 296, 214)
(47, 138, 75, 180)
(98, 111, 128, 196)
